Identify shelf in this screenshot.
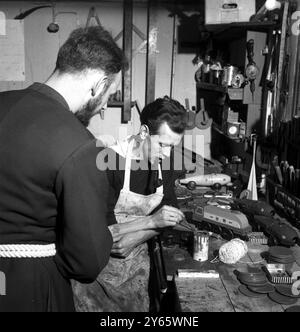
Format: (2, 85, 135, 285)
(212, 124, 244, 143)
(107, 101, 137, 108)
(206, 21, 278, 43)
(196, 83, 244, 101)
(196, 82, 227, 94)
(206, 21, 278, 33)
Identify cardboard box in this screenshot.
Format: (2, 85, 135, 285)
(205, 0, 256, 25)
(228, 88, 244, 101)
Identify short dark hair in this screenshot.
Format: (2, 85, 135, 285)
(55, 26, 128, 76)
(140, 97, 187, 135)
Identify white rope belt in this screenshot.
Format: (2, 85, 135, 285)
(0, 244, 56, 258)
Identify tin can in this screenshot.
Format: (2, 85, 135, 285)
(222, 66, 238, 87)
(193, 231, 209, 262)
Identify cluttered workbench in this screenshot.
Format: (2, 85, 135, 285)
(162, 237, 300, 312)
(161, 172, 300, 312)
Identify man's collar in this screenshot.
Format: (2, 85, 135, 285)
(28, 83, 69, 110)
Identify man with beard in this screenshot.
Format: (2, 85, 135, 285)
(0, 26, 128, 312)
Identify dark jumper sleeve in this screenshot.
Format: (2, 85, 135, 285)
(54, 141, 113, 283)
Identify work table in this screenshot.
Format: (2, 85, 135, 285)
(162, 235, 300, 312)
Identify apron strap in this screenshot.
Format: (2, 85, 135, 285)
(123, 139, 135, 191)
(156, 162, 164, 195)
(122, 138, 164, 195)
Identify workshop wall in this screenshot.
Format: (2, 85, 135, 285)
(0, 1, 211, 158)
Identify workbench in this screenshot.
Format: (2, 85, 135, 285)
(162, 236, 300, 312)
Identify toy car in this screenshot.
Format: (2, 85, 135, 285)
(180, 174, 231, 190)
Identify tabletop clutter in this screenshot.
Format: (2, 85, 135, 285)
(172, 175, 300, 311)
(187, 230, 300, 310)
(233, 245, 300, 308)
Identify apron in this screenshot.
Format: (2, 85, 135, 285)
(72, 138, 164, 312)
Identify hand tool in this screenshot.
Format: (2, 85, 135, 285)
(247, 134, 258, 200)
(289, 166, 296, 195)
(272, 157, 283, 185)
(295, 169, 300, 196)
(282, 161, 290, 189)
(185, 98, 196, 130)
(175, 217, 198, 233)
(195, 99, 213, 130)
(246, 39, 260, 102)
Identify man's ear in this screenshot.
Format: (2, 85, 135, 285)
(140, 125, 150, 140)
(91, 75, 108, 97)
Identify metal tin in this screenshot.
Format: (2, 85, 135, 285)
(222, 66, 238, 87)
(193, 231, 209, 262)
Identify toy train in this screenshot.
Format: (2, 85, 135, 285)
(185, 200, 300, 246)
(191, 205, 252, 240)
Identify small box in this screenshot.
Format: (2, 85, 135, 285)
(205, 0, 256, 25)
(228, 88, 244, 101)
(223, 107, 239, 123)
(239, 122, 246, 139)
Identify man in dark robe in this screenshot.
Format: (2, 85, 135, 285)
(0, 26, 128, 312)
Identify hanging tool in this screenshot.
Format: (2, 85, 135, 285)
(277, 1, 291, 122)
(247, 134, 258, 201)
(185, 98, 196, 130)
(14, 5, 52, 19)
(195, 99, 213, 130)
(114, 24, 148, 59)
(246, 39, 260, 102)
(86, 7, 102, 28)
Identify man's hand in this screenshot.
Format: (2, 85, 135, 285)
(149, 205, 185, 229)
(108, 206, 185, 243)
(111, 231, 148, 258)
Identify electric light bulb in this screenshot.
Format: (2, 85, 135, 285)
(265, 0, 281, 11)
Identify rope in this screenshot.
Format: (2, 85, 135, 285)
(0, 244, 56, 258)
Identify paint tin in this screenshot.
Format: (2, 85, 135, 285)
(193, 231, 209, 262)
(222, 66, 238, 87)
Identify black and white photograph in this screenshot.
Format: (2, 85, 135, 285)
(0, 0, 300, 317)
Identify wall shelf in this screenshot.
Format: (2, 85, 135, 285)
(196, 82, 227, 94)
(206, 21, 278, 35)
(107, 101, 137, 108)
(205, 21, 278, 44)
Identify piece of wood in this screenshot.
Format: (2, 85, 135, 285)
(176, 277, 234, 312)
(145, 0, 158, 105)
(122, 0, 133, 123)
